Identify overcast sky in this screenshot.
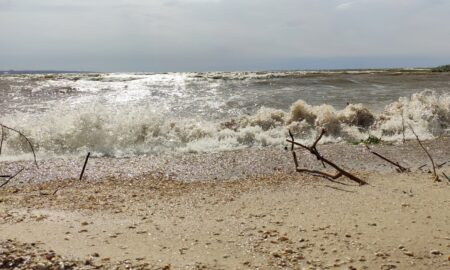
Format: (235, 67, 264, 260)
(1, 0, 450, 72)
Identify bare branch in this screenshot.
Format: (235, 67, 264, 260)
(365, 144, 409, 173)
(292, 150, 299, 168)
(311, 129, 325, 150)
(408, 124, 439, 182)
(442, 172, 450, 183)
(401, 111, 406, 144)
(288, 130, 295, 151)
(0, 124, 38, 168)
(0, 168, 24, 188)
(297, 168, 343, 179)
(0, 126, 4, 155)
(287, 129, 367, 185)
(437, 161, 448, 169)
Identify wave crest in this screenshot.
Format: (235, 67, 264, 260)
(0, 90, 448, 158)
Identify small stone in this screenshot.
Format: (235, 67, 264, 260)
(278, 236, 289, 242)
(430, 250, 442, 255)
(81, 221, 89, 226)
(271, 252, 281, 258)
(403, 251, 414, 257)
(284, 249, 294, 254)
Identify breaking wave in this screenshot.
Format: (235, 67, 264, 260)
(1, 90, 449, 159)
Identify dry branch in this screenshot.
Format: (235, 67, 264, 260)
(0, 126, 4, 155)
(365, 145, 409, 173)
(443, 172, 450, 183)
(0, 124, 38, 168)
(408, 125, 439, 182)
(287, 129, 367, 185)
(0, 168, 24, 188)
(437, 161, 448, 169)
(401, 111, 406, 144)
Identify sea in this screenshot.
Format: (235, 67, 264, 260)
(0, 69, 449, 160)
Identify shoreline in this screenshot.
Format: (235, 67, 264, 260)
(1, 137, 449, 184)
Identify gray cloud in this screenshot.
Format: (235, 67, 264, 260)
(1, 0, 450, 71)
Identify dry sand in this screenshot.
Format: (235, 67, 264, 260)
(1, 140, 450, 269)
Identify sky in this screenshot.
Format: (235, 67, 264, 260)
(1, 0, 450, 72)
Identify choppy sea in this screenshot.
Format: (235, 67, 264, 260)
(1, 69, 449, 160)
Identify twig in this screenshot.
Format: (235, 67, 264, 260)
(408, 125, 439, 182)
(401, 111, 406, 144)
(324, 185, 356, 193)
(0, 168, 24, 188)
(79, 152, 91, 181)
(418, 164, 427, 170)
(0, 124, 38, 168)
(365, 145, 409, 173)
(442, 172, 450, 183)
(437, 161, 448, 169)
(0, 175, 12, 178)
(287, 129, 367, 185)
(0, 126, 4, 155)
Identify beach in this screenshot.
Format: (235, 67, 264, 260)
(1, 71, 449, 269)
(1, 139, 449, 269)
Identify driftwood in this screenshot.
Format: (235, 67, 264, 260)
(0, 167, 24, 188)
(408, 125, 440, 182)
(0, 124, 38, 168)
(287, 129, 367, 185)
(365, 145, 409, 173)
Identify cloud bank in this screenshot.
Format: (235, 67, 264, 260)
(1, 0, 450, 71)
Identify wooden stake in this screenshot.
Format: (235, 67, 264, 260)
(79, 152, 91, 181)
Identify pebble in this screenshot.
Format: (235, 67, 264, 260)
(403, 251, 414, 257)
(430, 250, 442, 255)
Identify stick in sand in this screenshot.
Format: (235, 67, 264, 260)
(79, 152, 91, 181)
(408, 125, 440, 182)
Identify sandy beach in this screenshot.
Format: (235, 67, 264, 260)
(1, 140, 449, 269)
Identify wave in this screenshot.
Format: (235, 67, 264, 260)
(0, 90, 448, 159)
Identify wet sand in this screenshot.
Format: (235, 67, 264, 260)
(1, 139, 450, 269)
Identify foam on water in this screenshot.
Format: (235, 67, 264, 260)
(1, 89, 448, 160)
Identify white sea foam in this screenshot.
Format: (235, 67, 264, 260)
(0, 90, 448, 160)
